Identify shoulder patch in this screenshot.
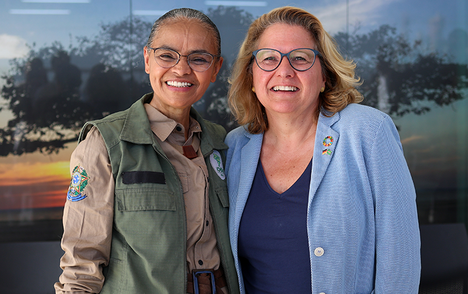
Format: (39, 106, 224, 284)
(67, 166, 89, 202)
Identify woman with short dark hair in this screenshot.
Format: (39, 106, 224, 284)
(55, 8, 239, 294)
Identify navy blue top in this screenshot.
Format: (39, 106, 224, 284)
(238, 159, 312, 294)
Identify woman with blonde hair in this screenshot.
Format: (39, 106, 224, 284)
(225, 6, 420, 293)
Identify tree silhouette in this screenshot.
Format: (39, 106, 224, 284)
(0, 17, 152, 156)
(74, 16, 153, 99)
(0, 47, 94, 156)
(201, 6, 254, 131)
(76, 17, 152, 73)
(334, 25, 468, 117)
(84, 63, 129, 117)
(1, 12, 467, 157)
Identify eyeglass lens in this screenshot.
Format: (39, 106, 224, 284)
(254, 49, 317, 72)
(153, 48, 214, 72)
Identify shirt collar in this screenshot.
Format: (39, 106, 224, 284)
(144, 103, 202, 143)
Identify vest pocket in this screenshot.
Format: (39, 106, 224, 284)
(116, 187, 176, 211)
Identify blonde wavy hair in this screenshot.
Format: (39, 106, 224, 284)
(228, 6, 363, 134)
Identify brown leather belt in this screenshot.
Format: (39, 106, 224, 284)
(187, 267, 227, 294)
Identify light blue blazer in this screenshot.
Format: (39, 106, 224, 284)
(225, 103, 421, 294)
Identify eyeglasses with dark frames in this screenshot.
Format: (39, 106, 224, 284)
(252, 48, 321, 72)
(147, 47, 220, 72)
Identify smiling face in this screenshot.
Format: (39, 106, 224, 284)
(144, 19, 223, 118)
(252, 23, 326, 118)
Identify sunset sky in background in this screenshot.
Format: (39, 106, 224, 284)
(0, 145, 72, 210)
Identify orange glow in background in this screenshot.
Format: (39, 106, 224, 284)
(0, 161, 70, 210)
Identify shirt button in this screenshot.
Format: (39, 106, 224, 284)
(198, 260, 203, 266)
(206, 220, 209, 226)
(314, 247, 324, 257)
(176, 126, 182, 132)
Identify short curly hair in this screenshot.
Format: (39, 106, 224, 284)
(228, 6, 363, 134)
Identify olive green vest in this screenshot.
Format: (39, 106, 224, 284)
(79, 94, 239, 294)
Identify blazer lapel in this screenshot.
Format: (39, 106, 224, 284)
(309, 113, 340, 202)
(235, 132, 263, 226)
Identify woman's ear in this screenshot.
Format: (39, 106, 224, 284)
(210, 57, 224, 83)
(144, 46, 150, 74)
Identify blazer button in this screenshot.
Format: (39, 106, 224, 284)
(314, 247, 324, 257)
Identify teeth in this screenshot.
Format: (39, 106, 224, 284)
(166, 81, 193, 87)
(273, 85, 297, 92)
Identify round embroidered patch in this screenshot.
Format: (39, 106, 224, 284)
(323, 136, 334, 147)
(210, 150, 226, 180)
(67, 166, 89, 202)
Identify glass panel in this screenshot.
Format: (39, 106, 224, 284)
(0, 0, 467, 242)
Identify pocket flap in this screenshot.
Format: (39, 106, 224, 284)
(215, 186, 229, 208)
(117, 187, 176, 211)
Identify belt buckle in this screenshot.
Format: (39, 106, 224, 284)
(192, 270, 216, 294)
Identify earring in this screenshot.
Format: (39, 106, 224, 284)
(320, 87, 325, 93)
(252, 87, 256, 93)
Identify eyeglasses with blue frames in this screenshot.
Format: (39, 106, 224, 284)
(147, 47, 220, 72)
(252, 48, 322, 72)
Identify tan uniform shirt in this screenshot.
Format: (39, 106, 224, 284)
(144, 104, 221, 272)
(55, 103, 222, 293)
